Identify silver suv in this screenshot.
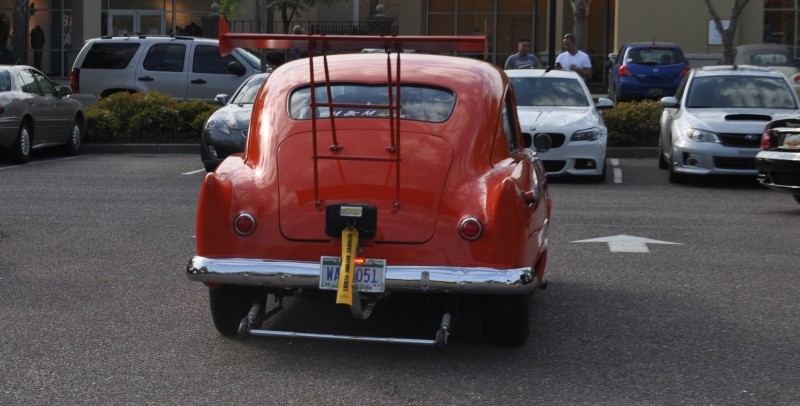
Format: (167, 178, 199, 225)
(70, 35, 268, 101)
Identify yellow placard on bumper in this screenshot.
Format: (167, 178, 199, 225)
(336, 227, 359, 305)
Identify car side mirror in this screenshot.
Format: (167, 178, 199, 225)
(57, 86, 73, 97)
(596, 97, 614, 109)
(215, 94, 229, 105)
(228, 61, 246, 76)
(533, 133, 552, 153)
(660, 96, 679, 108)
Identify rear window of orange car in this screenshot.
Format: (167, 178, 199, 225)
(289, 83, 456, 123)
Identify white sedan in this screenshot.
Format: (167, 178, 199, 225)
(507, 69, 613, 182)
(658, 65, 800, 183)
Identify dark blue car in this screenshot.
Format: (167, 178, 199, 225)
(607, 42, 690, 103)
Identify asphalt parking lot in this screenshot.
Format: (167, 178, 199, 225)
(0, 152, 798, 404)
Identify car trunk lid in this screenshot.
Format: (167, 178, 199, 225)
(277, 128, 453, 243)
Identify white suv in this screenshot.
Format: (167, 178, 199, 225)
(70, 35, 269, 101)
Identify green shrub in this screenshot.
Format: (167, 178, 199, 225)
(603, 99, 662, 146)
(176, 100, 219, 134)
(84, 91, 219, 143)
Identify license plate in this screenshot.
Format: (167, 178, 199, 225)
(319, 256, 386, 293)
(782, 133, 800, 149)
(648, 88, 663, 96)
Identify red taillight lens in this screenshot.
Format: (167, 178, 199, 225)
(618, 65, 632, 77)
(458, 217, 483, 241)
(793, 74, 800, 85)
(760, 130, 771, 150)
(233, 213, 256, 235)
(70, 68, 79, 93)
(679, 64, 691, 77)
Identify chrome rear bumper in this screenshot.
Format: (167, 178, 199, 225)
(187, 256, 538, 295)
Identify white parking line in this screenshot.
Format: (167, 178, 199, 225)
(182, 169, 206, 175)
(609, 158, 623, 184)
(0, 156, 82, 171)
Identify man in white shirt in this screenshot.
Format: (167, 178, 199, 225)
(555, 33, 592, 82)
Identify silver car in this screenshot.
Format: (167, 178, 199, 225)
(659, 65, 800, 183)
(0, 65, 85, 164)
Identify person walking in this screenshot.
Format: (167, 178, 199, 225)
(504, 38, 541, 69)
(555, 33, 592, 82)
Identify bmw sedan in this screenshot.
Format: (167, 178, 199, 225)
(200, 72, 269, 172)
(508, 68, 613, 182)
(0, 65, 85, 163)
(659, 66, 800, 183)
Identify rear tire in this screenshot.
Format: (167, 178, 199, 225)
(64, 118, 82, 156)
(481, 294, 531, 345)
(209, 285, 266, 336)
(11, 123, 31, 164)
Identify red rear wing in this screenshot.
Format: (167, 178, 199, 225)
(218, 16, 486, 55)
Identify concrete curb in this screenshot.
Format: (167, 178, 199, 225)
(80, 143, 657, 158)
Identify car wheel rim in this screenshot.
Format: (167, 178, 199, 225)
(20, 127, 30, 155)
(71, 124, 81, 148)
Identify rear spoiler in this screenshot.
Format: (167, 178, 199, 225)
(218, 16, 485, 56)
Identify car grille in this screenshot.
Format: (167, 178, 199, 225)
(542, 160, 566, 172)
(718, 133, 760, 148)
(770, 172, 800, 187)
(714, 156, 755, 170)
(539, 133, 565, 148)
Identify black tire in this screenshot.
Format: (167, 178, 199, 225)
(793, 194, 800, 205)
(658, 145, 668, 169)
(64, 118, 82, 156)
(209, 285, 265, 336)
(11, 122, 32, 164)
(481, 294, 531, 345)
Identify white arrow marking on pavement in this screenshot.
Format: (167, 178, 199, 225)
(571, 234, 682, 253)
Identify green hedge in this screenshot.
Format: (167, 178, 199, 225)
(603, 99, 662, 147)
(83, 90, 662, 148)
(85, 92, 219, 143)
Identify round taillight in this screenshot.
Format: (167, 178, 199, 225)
(233, 213, 256, 236)
(458, 217, 483, 241)
(793, 74, 800, 84)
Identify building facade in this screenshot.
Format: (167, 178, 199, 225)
(0, 0, 798, 86)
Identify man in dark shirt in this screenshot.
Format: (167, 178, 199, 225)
(504, 38, 541, 70)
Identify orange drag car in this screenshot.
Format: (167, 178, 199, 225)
(186, 19, 552, 349)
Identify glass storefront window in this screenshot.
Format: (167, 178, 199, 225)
(106, 0, 165, 10)
(499, 0, 533, 13)
(429, 0, 455, 13)
(459, 0, 493, 13)
(427, 14, 454, 35)
(765, 0, 795, 8)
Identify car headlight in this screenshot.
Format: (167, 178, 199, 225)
(204, 117, 232, 135)
(685, 128, 720, 143)
(571, 127, 605, 141)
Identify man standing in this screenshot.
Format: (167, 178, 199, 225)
(555, 33, 592, 82)
(504, 38, 541, 70)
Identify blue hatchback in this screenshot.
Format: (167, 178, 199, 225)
(607, 42, 690, 103)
